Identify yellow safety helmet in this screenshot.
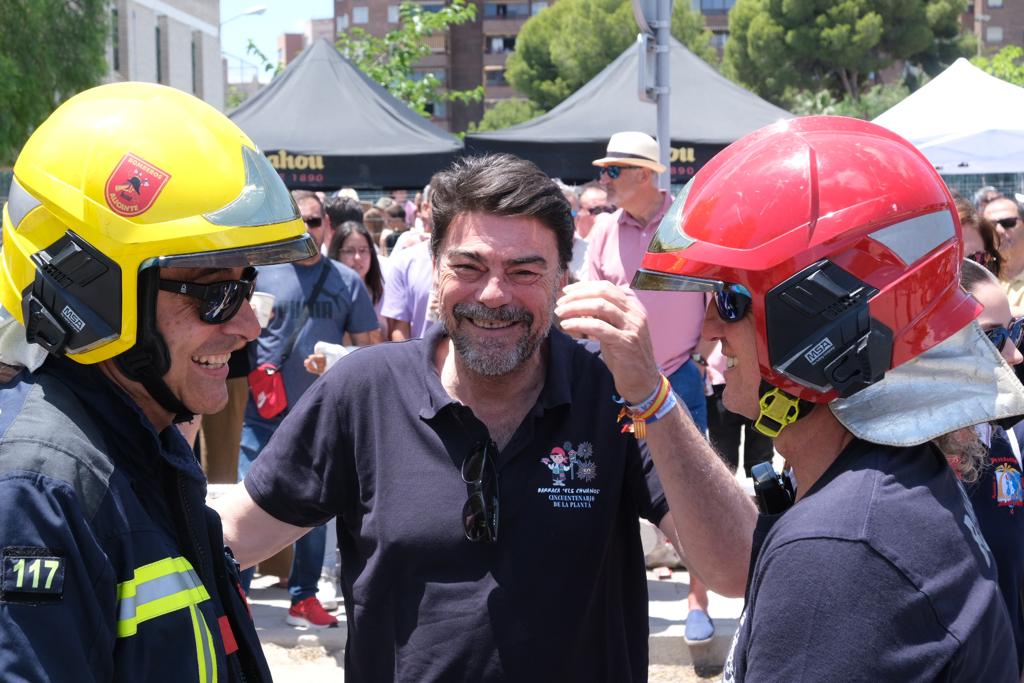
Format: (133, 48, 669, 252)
(1, 82, 314, 366)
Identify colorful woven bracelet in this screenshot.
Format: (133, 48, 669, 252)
(617, 375, 673, 439)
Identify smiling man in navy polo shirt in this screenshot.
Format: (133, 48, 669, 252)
(213, 154, 753, 682)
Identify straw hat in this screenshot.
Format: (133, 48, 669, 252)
(592, 131, 666, 174)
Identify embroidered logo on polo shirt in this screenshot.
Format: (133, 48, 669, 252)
(537, 441, 601, 509)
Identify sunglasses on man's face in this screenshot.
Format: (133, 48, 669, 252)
(986, 317, 1024, 352)
(598, 165, 625, 180)
(159, 266, 257, 324)
(303, 216, 323, 229)
(714, 283, 753, 323)
(584, 205, 615, 216)
(994, 216, 1020, 230)
(462, 439, 499, 543)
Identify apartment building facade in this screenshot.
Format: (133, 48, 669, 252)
(105, 0, 224, 110)
(333, 0, 549, 131)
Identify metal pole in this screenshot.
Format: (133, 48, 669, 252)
(655, 0, 671, 190)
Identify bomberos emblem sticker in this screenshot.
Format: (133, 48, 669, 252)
(104, 153, 171, 217)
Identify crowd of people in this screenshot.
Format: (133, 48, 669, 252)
(3, 81, 1024, 683)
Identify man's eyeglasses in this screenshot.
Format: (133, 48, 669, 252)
(584, 205, 615, 216)
(986, 318, 1024, 352)
(339, 247, 371, 258)
(994, 216, 1020, 230)
(159, 267, 257, 324)
(714, 283, 753, 323)
(598, 165, 626, 180)
(303, 216, 323, 229)
(462, 439, 499, 543)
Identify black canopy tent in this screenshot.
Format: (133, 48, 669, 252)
(466, 38, 791, 184)
(229, 39, 463, 189)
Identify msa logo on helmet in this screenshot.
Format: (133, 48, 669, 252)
(60, 305, 86, 333)
(804, 338, 835, 366)
(104, 153, 171, 217)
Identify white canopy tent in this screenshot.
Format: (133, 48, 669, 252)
(873, 58, 1024, 174)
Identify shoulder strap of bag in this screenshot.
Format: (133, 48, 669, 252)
(277, 260, 331, 367)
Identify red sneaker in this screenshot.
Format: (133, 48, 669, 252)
(286, 597, 339, 629)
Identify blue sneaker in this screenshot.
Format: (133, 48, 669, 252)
(684, 608, 714, 644)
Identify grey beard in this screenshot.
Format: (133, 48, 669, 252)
(444, 302, 548, 376)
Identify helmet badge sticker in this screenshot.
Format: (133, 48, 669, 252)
(104, 153, 171, 217)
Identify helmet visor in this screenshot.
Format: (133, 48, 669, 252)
(151, 233, 316, 269)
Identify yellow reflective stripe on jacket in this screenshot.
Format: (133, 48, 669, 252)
(189, 603, 218, 683)
(116, 556, 210, 637)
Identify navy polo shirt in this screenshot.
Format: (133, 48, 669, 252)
(245, 325, 670, 682)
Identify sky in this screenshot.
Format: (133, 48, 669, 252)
(220, 0, 334, 84)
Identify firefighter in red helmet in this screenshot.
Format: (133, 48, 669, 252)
(557, 116, 1023, 681)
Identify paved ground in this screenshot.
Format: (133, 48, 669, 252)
(250, 570, 740, 682)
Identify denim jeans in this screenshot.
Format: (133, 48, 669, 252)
(667, 358, 709, 435)
(238, 422, 327, 604)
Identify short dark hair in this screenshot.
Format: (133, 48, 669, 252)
(324, 196, 363, 226)
(430, 154, 573, 270)
(960, 257, 998, 293)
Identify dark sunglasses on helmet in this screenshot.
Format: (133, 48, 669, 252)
(714, 283, 753, 322)
(994, 216, 1020, 230)
(585, 205, 615, 215)
(159, 266, 257, 324)
(598, 165, 624, 180)
(986, 317, 1024, 352)
(303, 216, 323, 229)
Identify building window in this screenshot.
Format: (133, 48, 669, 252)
(413, 68, 446, 85)
(989, 0, 1004, 7)
(110, 8, 120, 72)
(485, 35, 516, 53)
(711, 31, 728, 50)
(485, 67, 508, 86)
(155, 25, 162, 83)
(337, 14, 349, 31)
(420, 3, 444, 12)
(353, 6, 369, 24)
(531, 1, 548, 14)
(483, 3, 530, 18)
(987, 25, 1004, 43)
(425, 100, 447, 118)
(388, 5, 400, 22)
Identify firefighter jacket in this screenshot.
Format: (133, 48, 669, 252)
(0, 356, 272, 682)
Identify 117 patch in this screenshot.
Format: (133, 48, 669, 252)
(2, 547, 65, 602)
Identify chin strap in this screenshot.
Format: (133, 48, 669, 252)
(754, 381, 816, 438)
(114, 267, 194, 425)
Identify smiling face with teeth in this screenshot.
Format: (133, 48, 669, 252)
(435, 212, 567, 377)
(702, 301, 763, 423)
(109, 265, 262, 426)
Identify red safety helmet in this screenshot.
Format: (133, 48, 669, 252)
(633, 116, 979, 435)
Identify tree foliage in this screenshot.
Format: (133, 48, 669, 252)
(0, 0, 109, 164)
(505, 0, 717, 111)
(723, 0, 970, 105)
(787, 81, 912, 120)
(467, 98, 545, 132)
(336, 0, 483, 118)
(973, 46, 1024, 88)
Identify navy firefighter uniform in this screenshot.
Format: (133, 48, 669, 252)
(0, 356, 271, 682)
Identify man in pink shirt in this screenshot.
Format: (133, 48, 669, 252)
(586, 131, 715, 644)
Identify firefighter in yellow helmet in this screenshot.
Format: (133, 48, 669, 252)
(0, 83, 314, 681)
